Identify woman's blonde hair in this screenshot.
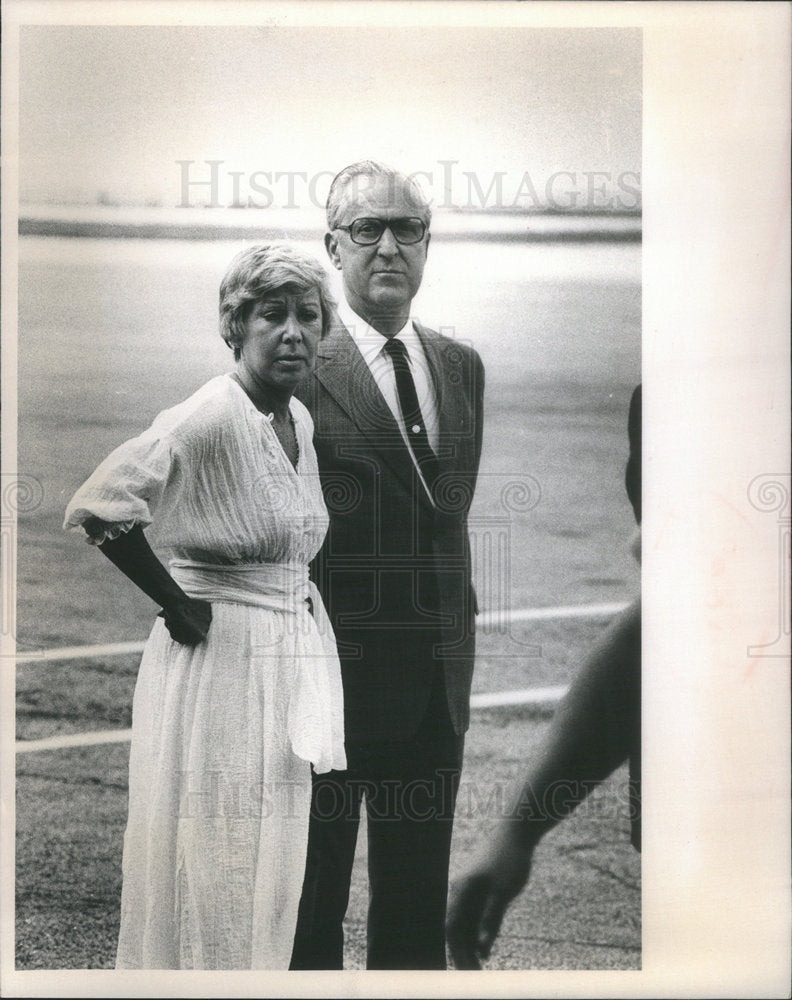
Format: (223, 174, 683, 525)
(219, 243, 335, 359)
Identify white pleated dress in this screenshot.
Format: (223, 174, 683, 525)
(64, 374, 346, 970)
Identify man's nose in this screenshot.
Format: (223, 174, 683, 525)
(376, 224, 399, 254)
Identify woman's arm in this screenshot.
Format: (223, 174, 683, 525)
(98, 525, 212, 645)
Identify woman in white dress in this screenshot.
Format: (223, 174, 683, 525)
(64, 244, 346, 970)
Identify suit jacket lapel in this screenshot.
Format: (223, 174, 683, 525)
(414, 320, 466, 478)
(314, 317, 432, 505)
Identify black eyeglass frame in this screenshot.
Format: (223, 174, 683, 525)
(333, 217, 428, 246)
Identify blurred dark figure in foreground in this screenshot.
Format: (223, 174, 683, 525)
(446, 386, 642, 970)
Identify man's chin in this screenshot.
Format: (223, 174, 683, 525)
(366, 289, 411, 312)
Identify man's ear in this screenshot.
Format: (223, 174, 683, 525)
(325, 231, 342, 271)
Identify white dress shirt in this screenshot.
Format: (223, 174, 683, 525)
(337, 296, 439, 500)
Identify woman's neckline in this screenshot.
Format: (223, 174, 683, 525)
(226, 373, 300, 470)
(227, 371, 294, 422)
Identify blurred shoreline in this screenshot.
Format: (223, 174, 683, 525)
(18, 203, 641, 243)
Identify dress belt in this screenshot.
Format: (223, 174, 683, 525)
(169, 559, 314, 613)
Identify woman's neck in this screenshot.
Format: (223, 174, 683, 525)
(232, 367, 291, 420)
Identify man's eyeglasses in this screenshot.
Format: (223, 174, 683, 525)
(334, 217, 427, 246)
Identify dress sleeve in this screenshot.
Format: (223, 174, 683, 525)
(63, 412, 190, 545)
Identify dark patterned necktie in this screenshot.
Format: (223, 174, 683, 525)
(382, 336, 439, 498)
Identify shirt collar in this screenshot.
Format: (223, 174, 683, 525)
(336, 295, 418, 368)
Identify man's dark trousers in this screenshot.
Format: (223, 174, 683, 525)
(290, 670, 463, 970)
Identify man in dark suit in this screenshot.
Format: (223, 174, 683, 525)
(290, 161, 485, 969)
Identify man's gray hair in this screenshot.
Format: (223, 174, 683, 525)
(326, 161, 432, 231)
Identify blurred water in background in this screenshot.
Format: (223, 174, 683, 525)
(19, 231, 639, 410)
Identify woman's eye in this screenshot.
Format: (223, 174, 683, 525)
(300, 311, 319, 322)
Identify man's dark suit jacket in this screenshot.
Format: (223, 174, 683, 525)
(295, 316, 485, 743)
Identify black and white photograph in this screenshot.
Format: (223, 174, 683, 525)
(1, 2, 788, 997)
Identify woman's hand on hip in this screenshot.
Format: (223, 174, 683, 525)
(159, 597, 213, 645)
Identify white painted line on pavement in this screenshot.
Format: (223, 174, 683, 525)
(16, 686, 568, 754)
(15, 640, 146, 663)
(477, 601, 628, 627)
(14, 602, 628, 664)
(470, 685, 568, 708)
(15, 728, 133, 754)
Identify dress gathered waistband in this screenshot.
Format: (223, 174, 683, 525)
(169, 559, 311, 613)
